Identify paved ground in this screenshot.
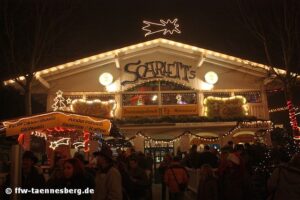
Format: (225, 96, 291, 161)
(152, 184, 162, 200)
(152, 184, 195, 200)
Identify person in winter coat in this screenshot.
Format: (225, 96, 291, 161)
(198, 145, 219, 168)
(127, 155, 150, 200)
(267, 153, 300, 200)
(20, 151, 45, 200)
(50, 158, 94, 200)
(219, 153, 245, 200)
(197, 164, 218, 200)
(93, 146, 122, 200)
(164, 156, 189, 200)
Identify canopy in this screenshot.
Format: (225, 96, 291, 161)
(2, 111, 111, 136)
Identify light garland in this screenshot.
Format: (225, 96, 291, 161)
(268, 106, 299, 113)
(142, 18, 181, 37)
(269, 106, 288, 113)
(70, 99, 116, 118)
(129, 120, 273, 144)
(287, 100, 299, 138)
(31, 131, 47, 140)
(3, 38, 291, 87)
(49, 137, 70, 150)
(203, 95, 248, 117)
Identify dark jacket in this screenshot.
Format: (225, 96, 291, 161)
(127, 166, 149, 199)
(220, 166, 245, 200)
(197, 177, 218, 200)
(199, 152, 219, 168)
(268, 164, 300, 200)
(21, 166, 45, 200)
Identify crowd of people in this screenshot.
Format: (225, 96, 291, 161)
(0, 140, 300, 200)
(175, 141, 300, 200)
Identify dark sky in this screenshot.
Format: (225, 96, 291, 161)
(0, 0, 269, 80)
(56, 0, 264, 66)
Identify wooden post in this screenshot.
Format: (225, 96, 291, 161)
(10, 144, 22, 200)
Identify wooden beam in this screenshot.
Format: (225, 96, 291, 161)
(36, 76, 50, 89)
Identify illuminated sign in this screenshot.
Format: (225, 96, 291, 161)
(121, 60, 196, 85)
(3, 112, 111, 136)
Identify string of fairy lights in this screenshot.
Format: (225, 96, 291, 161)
(128, 120, 273, 146)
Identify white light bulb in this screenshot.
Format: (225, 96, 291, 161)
(204, 71, 218, 85)
(99, 73, 113, 86)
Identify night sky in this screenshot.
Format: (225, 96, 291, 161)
(52, 0, 266, 67)
(0, 0, 268, 78)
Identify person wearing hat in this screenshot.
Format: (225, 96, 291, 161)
(92, 146, 122, 200)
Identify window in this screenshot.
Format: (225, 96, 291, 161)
(234, 91, 262, 103)
(122, 93, 159, 106)
(203, 92, 231, 98)
(122, 81, 197, 107)
(162, 93, 197, 105)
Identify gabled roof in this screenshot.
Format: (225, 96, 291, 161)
(3, 38, 286, 86)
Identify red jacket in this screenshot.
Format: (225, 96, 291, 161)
(164, 164, 188, 193)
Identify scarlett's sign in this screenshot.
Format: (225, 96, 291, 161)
(121, 60, 196, 85)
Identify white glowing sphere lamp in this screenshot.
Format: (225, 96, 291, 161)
(204, 71, 218, 85)
(99, 73, 113, 86)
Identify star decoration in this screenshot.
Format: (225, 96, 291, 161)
(49, 138, 70, 150)
(56, 90, 63, 97)
(66, 98, 72, 105)
(142, 18, 181, 37)
(73, 142, 84, 150)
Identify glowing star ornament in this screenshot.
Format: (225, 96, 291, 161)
(49, 138, 70, 150)
(73, 142, 85, 151)
(66, 98, 72, 105)
(142, 18, 181, 37)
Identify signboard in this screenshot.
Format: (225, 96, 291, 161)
(122, 106, 160, 117)
(121, 60, 196, 85)
(3, 112, 111, 136)
(162, 105, 198, 116)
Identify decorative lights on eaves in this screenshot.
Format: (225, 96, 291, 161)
(3, 38, 288, 86)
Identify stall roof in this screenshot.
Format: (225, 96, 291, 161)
(1, 111, 111, 137)
(3, 38, 290, 87)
